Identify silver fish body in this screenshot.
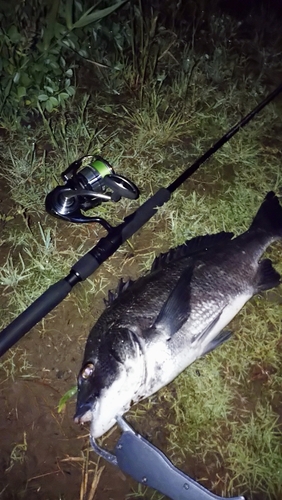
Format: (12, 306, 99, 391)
(75, 192, 282, 438)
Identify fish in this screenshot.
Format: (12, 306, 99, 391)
(74, 191, 282, 439)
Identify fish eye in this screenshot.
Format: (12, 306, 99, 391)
(81, 362, 94, 379)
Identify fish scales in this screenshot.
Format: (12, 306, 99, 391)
(75, 192, 282, 438)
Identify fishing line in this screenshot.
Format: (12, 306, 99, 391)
(168, 82, 282, 193)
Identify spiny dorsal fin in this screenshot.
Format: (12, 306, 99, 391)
(104, 232, 234, 307)
(104, 278, 135, 307)
(151, 232, 234, 272)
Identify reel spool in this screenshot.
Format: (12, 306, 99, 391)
(45, 155, 139, 230)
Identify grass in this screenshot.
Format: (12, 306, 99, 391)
(0, 348, 33, 381)
(225, 402, 282, 498)
(166, 358, 235, 457)
(0, 2, 282, 499)
(0, 220, 88, 319)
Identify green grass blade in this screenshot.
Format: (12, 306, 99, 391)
(58, 385, 77, 413)
(72, 0, 128, 29)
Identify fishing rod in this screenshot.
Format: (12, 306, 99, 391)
(0, 83, 282, 500)
(0, 83, 281, 357)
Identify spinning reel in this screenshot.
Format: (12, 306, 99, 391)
(45, 155, 139, 230)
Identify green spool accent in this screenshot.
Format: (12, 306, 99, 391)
(91, 159, 112, 178)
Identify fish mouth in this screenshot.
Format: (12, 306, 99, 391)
(74, 408, 92, 424)
(74, 373, 99, 424)
(74, 397, 95, 424)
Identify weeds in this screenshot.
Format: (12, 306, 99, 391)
(122, 90, 191, 149)
(1, 144, 51, 212)
(0, 0, 128, 127)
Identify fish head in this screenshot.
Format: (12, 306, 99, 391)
(74, 326, 145, 438)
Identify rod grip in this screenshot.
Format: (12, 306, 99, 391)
(0, 279, 72, 357)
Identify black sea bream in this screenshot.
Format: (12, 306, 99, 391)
(75, 192, 282, 438)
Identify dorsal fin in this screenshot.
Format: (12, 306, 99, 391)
(151, 231, 234, 272)
(104, 278, 135, 307)
(104, 232, 234, 307)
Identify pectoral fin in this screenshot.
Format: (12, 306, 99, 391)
(200, 329, 233, 357)
(153, 267, 193, 339)
(190, 309, 232, 356)
(191, 312, 223, 345)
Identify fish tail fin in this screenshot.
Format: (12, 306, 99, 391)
(249, 191, 282, 239)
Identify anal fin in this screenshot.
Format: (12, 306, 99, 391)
(255, 258, 281, 292)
